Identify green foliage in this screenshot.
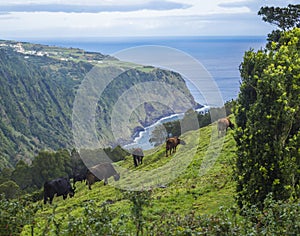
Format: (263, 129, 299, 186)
(0, 46, 86, 165)
(104, 145, 130, 162)
(0, 194, 41, 235)
(0, 42, 196, 167)
(31, 149, 73, 189)
(0, 180, 20, 199)
(147, 196, 300, 235)
(11, 160, 33, 191)
(3, 189, 299, 235)
(123, 189, 152, 236)
(258, 4, 300, 31)
(234, 28, 300, 209)
(36, 201, 118, 235)
(258, 4, 300, 50)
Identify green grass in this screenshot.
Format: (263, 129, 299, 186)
(20, 120, 237, 235)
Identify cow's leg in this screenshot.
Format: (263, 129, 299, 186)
(86, 179, 92, 190)
(166, 149, 171, 157)
(133, 155, 138, 167)
(44, 196, 47, 204)
(49, 195, 54, 204)
(63, 194, 67, 200)
(140, 156, 143, 165)
(137, 156, 141, 165)
(104, 178, 108, 185)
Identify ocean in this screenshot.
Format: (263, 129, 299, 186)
(29, 36, 267, 149)
(30, 36, 267, 103)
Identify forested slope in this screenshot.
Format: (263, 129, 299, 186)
(0, 41, 197, 168)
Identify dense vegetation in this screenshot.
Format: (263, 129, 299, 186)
(235, 16, 300, 209)
(0, 42, 196, 168)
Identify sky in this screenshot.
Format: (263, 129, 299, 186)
(0, 0, 298, 39)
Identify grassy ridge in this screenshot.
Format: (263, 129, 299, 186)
(20, 120, 237, 235)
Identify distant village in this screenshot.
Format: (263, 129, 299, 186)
(0, 42, 50, 58)
(0, 41, 114, 65)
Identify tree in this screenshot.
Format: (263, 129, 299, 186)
(11, 160, 32, 191)
(258, 4, 300, 49)
(31, 149, 72, 188)
(0, 180, 20, 199)
(258, 4, 300, 31)
(234, 28, 300, 209)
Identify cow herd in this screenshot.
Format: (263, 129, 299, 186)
(43, 162, 119, 204)
(44, 117, 234, 204)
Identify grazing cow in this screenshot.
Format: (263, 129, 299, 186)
(86, 162, 120, 190)
(72, 172, 87, 186)
(166, 136, 181, 157)
(217, 117, 234, 137)
(132, 148, 144, 167)
(70, 166, 88, 187)
(44, 177, 75, 204)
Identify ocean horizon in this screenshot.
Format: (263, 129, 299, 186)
(27, 36, 267, 103)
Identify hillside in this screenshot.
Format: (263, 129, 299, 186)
(0, 40, 197, 168)
(18, 120, 237, 235)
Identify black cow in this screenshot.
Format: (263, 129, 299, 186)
(44, 177, 75, 204)
(73, 172, 86, 184)
(70, 166, 88, 187)
(132, 148, 144, 167)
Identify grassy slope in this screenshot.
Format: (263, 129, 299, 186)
(21, 120, 237, 234)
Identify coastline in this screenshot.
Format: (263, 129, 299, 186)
(124, 105, 210, 150)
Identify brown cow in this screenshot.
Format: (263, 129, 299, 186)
(166, 136, 181, 157)
(132, 148, 144, 167)
(86, 162, 120, 190)
(217, 117, 234, 137)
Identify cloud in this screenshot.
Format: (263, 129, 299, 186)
(219, 0, 300, 12)
(0, 1, 191, 13)
(0, 0, 292, 38)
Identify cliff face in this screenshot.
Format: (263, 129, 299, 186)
(0, 40, 197, 168)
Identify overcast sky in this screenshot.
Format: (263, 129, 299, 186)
(0, 0, 298, 39)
